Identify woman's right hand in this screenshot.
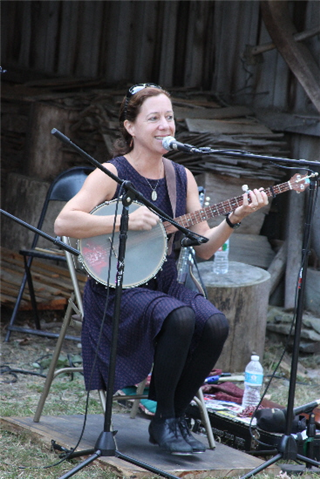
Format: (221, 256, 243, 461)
(129, 206, 159, 231)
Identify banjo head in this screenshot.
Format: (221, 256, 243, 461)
(78, 200, 168, 288)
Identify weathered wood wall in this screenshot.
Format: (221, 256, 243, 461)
(2, 0, 319, 114)
(1, 0, 319, 311)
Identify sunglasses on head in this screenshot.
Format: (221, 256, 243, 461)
(122, 83, 163, 120)
(126, 83, 162, 99)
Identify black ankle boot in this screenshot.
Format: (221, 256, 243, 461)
(149, 417, 193, 455)
(178, 417, 207, 453)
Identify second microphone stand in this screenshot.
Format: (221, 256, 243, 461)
(193, 145, 320, 477)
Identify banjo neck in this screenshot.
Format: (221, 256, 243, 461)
(163, 173, 312, 231)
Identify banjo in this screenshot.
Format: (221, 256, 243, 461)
(78, 173, 312, 288)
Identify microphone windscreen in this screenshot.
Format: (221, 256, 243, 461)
(255, 408, 286, 433)
(162, 136, 175, 150)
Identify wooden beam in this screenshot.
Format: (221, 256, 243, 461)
(250, 25, 320, 56)
(260, 0, 320, 113)
(267, 241, 287, 296)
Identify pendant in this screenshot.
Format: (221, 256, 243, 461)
(151, 190, 157, 201)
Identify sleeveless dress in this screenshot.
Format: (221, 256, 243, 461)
(81, 156, 221, 393)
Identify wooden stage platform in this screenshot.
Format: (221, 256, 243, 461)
(0, 412, 279, 478)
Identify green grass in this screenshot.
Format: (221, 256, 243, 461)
(1, 309, 320, 479)
(0, 430, 119, 479)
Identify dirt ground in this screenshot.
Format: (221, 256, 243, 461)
(0, 308, 86, 415)
(1, 305, 320, 413)
(1, 307, 82, 366)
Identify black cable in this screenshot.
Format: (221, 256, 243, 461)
(0, 364, 46, 381)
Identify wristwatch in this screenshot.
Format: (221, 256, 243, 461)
(225, 212, 241, 229)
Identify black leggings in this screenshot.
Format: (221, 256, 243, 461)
(152, 306, 229, 419)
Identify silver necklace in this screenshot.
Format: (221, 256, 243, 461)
(126, 154, 163, 202)
(145, 178, 160, 201)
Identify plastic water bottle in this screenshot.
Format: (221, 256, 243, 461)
(213, 239, 229, 274)
(242, 354, 264, 409)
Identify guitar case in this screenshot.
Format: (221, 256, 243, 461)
(186, 402, 320, 459)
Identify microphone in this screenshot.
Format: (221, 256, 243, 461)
(162, 136, 199, 153)
(293, 398, 320, 416)
(181, 235, 209, 247)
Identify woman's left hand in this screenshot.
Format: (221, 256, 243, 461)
(233, 188, 269, 221)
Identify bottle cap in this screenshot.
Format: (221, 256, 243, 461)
(251, 354, 259, 361)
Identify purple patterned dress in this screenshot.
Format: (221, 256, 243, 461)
(81, 156, 221, 393)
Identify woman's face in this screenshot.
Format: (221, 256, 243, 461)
(125, 93, 175, 155)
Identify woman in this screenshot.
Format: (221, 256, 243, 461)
(54, 83, 268, 455)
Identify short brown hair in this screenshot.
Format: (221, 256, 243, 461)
(113, 86, 171, 157)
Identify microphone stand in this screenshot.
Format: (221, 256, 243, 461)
(50, 129, 208, 479)
(192, 146, 320, 477)
(1, 209, 83, 342)
(0, 210, 80, 256)
(240, 172, 320, 478)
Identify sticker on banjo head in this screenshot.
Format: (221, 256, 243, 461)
(78, 200, 168, 288)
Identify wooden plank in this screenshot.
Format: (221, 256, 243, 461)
(254, 109, 320, 137)
(213, 1, 261, 95)
(171, 97, 221, 109)
(267, 241, 287, 295)
(229, 234, 276, 269)
(103, 2, 132, 84)
(183, 2, 211, 87)
(159, 3, 180, 86)
(0, 290, 67, 311)
(43, 1, 60, 72)
(0, 292, 30, 309)
(0, 247, 87, 310)
(56, 2, 80, 76)
(261, 0, 320, 113)
(173, 105, 253, 120)
(28, 102, 71, 180)
(77, 2, 105, 77)
(0, 264, 68, 307)
(0, 414, 277, 478)
(186, 118, 273, 135)
(284, 187, 305, 309)
(132, 2, 159, 80)
(1, 247, 86, 283)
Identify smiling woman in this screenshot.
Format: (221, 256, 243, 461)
(121, 91, 176, 182)
(115, 84, 175, 166)
(53, 83, 268, 456)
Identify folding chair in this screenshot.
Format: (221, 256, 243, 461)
(33, 237, 215, 448)
(5, 166, 93, 342)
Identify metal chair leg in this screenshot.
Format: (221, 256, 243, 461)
(33, 295, 76, 422)
(194, 388, 215, 449)
(23, 256, 41, 329)
(129, 378, 148, 419)
(5, 273, 28, 342)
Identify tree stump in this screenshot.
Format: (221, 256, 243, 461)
(197, 261, 271, 373)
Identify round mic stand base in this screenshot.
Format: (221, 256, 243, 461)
(59, 430, 179, 480)
(241, 435, 320, 479)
